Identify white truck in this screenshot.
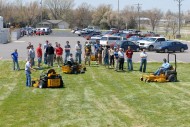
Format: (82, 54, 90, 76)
(137, 37, 166, 51)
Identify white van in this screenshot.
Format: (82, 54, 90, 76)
(100, 35, 121, 46)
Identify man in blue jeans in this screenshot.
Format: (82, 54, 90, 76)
(11, 49, 20, 71)
(154, 58, 170, 75)
(64, 41, 71, 64)
(126, 46, 133, 71)
(139, 49, 148, 73)
(25, 59, 36, 87)
(75, 41, 82, 64)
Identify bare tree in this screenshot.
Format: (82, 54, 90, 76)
(164, 10, 178, 36)
(23, 1, 40, 26)
(121, 6, 138, 29)
(74, 2, 93, 28)
(44, 0, 74, 20)
(144, 8, 163, 31)
(101, 11, 117, 29)
(92, 4, 112, 29)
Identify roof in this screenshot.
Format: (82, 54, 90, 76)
(47, 20, 63, 24)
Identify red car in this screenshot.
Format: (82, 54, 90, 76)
(36, 29, 45, 36)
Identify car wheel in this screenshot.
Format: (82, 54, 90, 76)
(164, 48, 168, 53)
(149, 45, 154, 51)
(180, 48, 184, 52)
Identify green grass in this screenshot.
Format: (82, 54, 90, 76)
(0, 61, 190, 127)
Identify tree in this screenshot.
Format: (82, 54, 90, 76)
(92, 4, 112, 29)
(164, 10, 178, 36)
(121, 5, 138, 29)
(44, 0, 74, 20)
(74, 2, 93, 28)
(145, 8, 163, 31)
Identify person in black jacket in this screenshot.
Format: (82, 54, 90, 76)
(46, 43, 54, 67)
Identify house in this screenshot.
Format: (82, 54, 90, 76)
(36, 20, 69, 29)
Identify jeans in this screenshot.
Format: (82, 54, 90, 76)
(119, 58, 124, 70)
(154, 67, 167, 75)
(104, 55, 109, 65)
(25, 71, 31, 87)
(110, 55, 114, 66)
(44, 52, 47, 64)
(140, 59, 147, 72)
(127, 58, 133, 71)
(64, 52, 70, 63)
(13, 60, 20, 70)
(47, 54, 54, 67)
(75, 52, 81, 64)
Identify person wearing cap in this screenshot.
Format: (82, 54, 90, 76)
(75, 41, 82, 64)
(154, 58, 170, 75)
(64, 41, 71, 63)
(36, 43, 42, 69)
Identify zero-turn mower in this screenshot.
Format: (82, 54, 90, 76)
(32, 69, 64, 88)
(140, 53, 177, 83)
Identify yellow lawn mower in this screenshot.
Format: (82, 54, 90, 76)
(32, 69, 64, 88)
(140, 53, 177, 83)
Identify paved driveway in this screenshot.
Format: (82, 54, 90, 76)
(0, 31, 190, 63)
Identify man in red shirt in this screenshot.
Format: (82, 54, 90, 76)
(126, 46, 133, 71)
(55, 43, 63, 67)
(36, 43, 42, 69)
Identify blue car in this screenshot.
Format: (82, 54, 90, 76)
(154, 41, 188, 53)
(111, 40, 140, 52)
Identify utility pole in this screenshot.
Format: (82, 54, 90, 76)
(40, 0, 43, 25)
(134, 3, 142, 31)
(174, 0, 184, 38)
(117, 0, 120, 29)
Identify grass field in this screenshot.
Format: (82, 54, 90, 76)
(0, 60, 190, 127)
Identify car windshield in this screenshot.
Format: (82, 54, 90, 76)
(101, 37, 107, 40)
(147, 38, 157, 42)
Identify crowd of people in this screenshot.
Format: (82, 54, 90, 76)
(10, 39, 150, 87)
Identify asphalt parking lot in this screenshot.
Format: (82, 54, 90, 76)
(0, 30, 190, 63)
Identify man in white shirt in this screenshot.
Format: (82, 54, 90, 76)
(139, 49, 148, 73)
(118, 48, 125, 71)
(75, 41, 82, 64)
(25, 59, 36, 87)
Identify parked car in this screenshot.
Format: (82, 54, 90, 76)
(89, 35, 102, 45)
(128, 36, 143, 44)
(100, 35, 121, 46)
(154, 41, 188, 53)
(110, 40, 140, 52)
(36, 29, 45, 36)
(137, 37, 166, 51)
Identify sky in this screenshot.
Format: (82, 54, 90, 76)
(73, 0, 190, 13)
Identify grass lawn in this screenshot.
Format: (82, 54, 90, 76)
(0, 60, 190, 127)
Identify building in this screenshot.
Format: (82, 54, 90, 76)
(36, 20, 69, 29)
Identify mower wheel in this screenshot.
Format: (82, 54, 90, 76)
(168, 74, 177, 82)
(39, 80, 46, 88)
(59, 80, 64, 88)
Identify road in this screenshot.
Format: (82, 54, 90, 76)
(0, 30, 190, 63)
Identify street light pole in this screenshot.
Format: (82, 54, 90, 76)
(174, 0, 184, 38)
(117, 0, 120, 29)
(135, 3, 142, 31)
(40, 0, 43, 25)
